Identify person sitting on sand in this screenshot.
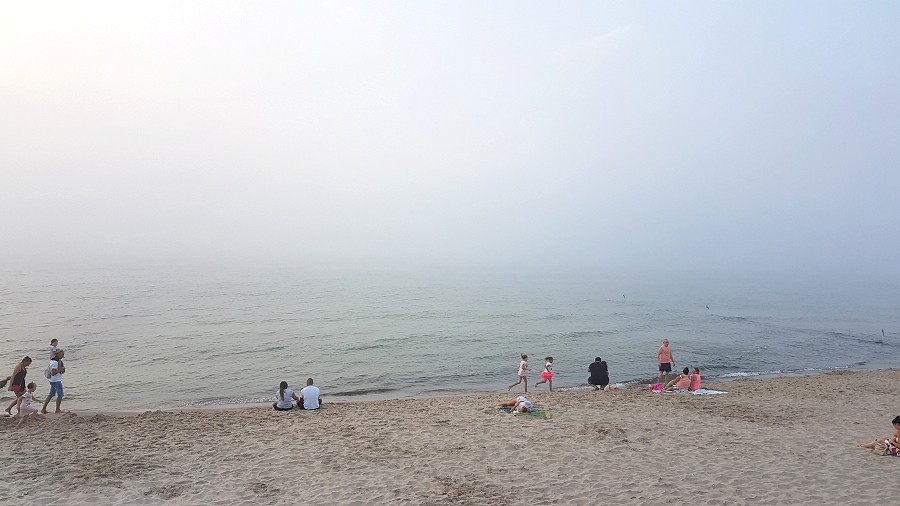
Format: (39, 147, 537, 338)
(665, 367, 692, 391)
(298, 378, 322, 410)
(588, 357, 609, 391)
(499, 396, 533, 413)
(274, 381, 301, 411)
(689, 367, 702, 391)
(858, 416, 900, 456)
(15, 382, 44, 428)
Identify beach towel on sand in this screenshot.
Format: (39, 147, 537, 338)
(498, 407, 552, 419)
(652, 388, 727, 395)
(688, 389, 727, 395)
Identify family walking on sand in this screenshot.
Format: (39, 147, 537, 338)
(3, 339, 68, 427)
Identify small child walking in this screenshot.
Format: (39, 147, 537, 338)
(534, 356, 555, 391)
(507, 354, 529, 393)
(16, 382, 44, 428)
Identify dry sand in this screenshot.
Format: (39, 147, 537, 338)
(2, 369, 899, 505)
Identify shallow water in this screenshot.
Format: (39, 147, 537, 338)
(1, 266, 898, 410)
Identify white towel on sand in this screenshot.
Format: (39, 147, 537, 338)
(689, 389, 727, 395)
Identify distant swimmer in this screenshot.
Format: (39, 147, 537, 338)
(706, 305, 709, 310)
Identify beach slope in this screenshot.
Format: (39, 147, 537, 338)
(3, 370, 899, 505)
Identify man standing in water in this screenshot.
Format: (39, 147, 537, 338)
(657, 339, 674, 386)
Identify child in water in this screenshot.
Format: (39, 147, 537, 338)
(507, 354, 529, 393)
(534, 356, 554, 391)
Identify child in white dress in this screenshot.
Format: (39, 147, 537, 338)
(16, 382, 44, 428)
(507, 354, 529, 393)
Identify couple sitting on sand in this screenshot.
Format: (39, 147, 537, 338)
(659, 367, 702, 392)
(274, 378, 322, 411)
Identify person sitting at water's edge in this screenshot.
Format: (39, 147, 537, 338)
(665, 367, 692, 391)
(274, 381, 301, 411)
(298, 378, 322, 410)
(689, 367, 701, 391)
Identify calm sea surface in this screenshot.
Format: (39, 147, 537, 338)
(1, 266, 898, 411)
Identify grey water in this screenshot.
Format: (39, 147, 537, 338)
(1, 266, 898, 411)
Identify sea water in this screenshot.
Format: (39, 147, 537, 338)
(1, 266, 898, 410)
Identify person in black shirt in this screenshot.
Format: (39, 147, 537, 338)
(588, 357, 609, 391)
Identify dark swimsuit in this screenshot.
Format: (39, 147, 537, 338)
(11, 367, 26, 393)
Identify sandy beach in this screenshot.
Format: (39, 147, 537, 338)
(2, 369, 899, 505)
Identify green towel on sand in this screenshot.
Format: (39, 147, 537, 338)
(498, 407, 552, 419)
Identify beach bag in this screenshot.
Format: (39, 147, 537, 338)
(44, 365, 52, 379)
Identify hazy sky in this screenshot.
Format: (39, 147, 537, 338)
(2, 1, 898, 276)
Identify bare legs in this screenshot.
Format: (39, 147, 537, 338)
(41, 395, 62, 414)
(4, 395, 22, 415)
(658, 370, 670, 386)
(507, 376, 527, 393)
